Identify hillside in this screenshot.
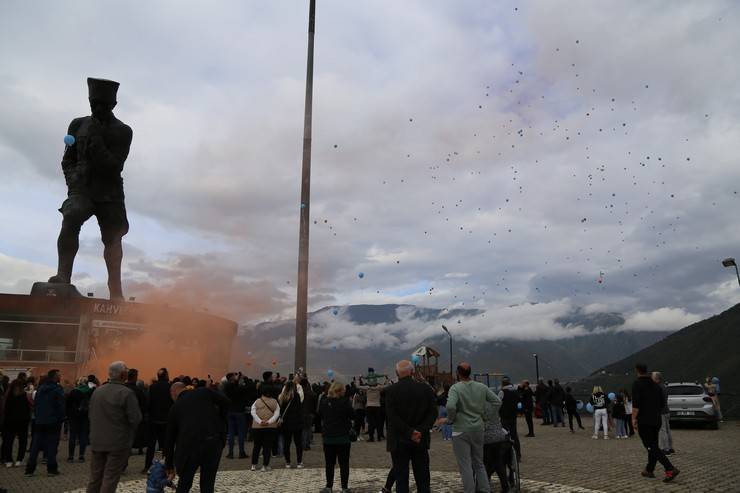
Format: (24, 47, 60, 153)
(231, 304, 668, 383)
(576, 303, 740, 417)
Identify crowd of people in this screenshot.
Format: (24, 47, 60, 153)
(0, 359, 688, 492)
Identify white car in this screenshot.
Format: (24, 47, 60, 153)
(666, 382, 719, 429)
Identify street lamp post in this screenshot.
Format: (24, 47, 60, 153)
(441, 325, 453, 377)
(533, 353, 540, 382)
(722, 258, 740, 286)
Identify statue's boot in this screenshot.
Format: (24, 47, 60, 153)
(49, 253, 74, 284)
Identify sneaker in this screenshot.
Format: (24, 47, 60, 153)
(604, 436, 609, 440)
(663, 468, 680, 483)
(262, 465, 271, 472)
(14, 461, 22, 467)
(591, 435, 598, 439)
(286, 463, 293, 469)
(250, 465, 257, 471)
(641, 470, 655, 478)
(296, 463, 304, 469)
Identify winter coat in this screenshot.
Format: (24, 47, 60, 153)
(33, 382, 65, 425)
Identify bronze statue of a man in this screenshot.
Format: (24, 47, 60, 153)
(49, 78, 133, 300)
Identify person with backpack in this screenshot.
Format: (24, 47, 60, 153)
(498, 377, 521, 461)
(66, 376, 93, 462)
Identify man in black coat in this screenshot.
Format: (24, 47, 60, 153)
(385, 360, 437, 493)
(632, 363, 680, 483)
(165, 384, 230, 493)
(223, 373, 248, 458)
(519, 380, 535, 437)
(144, 368, 172, 472)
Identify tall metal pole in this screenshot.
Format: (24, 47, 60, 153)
(442, 325, 453, 377)
(534, 353, 540, 382)
(295, 0, 316, 373)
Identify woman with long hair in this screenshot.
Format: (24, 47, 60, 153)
(590, 386, 610, 439)
(278, 380, 305, 469)
(1, 378, 31, 467)
(319, 381, 353, 493)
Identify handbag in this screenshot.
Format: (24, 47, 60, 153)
(277, 396, 293, 428)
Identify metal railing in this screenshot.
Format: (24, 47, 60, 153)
(0, 348, 77, 363)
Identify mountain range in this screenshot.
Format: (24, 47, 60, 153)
(576, 302, 740, 417)
(231, 304, 668, 382)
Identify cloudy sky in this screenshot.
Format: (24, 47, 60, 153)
(1, 1, 739, 343)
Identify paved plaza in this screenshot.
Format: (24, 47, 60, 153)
(0, 417, 736, 493)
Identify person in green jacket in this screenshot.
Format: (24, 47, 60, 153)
(445, 362, 499, 493)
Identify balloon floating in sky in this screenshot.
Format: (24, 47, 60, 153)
(358, 272, 365, 279)
(63, 134, 75, 146)
(271, 360, 277, 367)
(327, 369, 334, 378)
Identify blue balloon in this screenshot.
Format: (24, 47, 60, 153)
(332, 308, 339, 316)
(576, 401, 584, 410)
(411, 354, 420, 364)
(327, 369, 334, 377)
(608, 392, 616, 401)
(300, 203, 306, 209)
(358, 272, 365, 279)
(63, 134, 75, 146)
(586, 403, 594, 413)
(517, 402, 522, 410)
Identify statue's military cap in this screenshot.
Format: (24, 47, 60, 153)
(87, 77, 119, 103)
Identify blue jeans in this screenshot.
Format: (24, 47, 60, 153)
(227, 412, 247, 456)
(438, 406, 452, 439)
(25, 423, 61, 474)
(550, 405, 564, 426)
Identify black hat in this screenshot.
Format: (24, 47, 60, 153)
(87, 77, 119, 103)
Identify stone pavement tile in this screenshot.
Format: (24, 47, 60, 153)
(65, 468, 605, 493)
(1, 417, 736, 493)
